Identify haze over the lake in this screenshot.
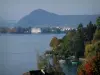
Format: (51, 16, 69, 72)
(0, 0, 100, 21)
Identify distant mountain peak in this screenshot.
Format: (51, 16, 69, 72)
(17, 9, 100, 27)
(30, 9, 50, 14)
(34, 9, 47, 12)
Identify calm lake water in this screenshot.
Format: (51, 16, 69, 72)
(0, 34, 66, 75)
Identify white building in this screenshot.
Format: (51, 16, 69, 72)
(31, 28, 41, 34)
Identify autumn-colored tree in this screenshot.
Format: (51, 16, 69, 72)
(50, 37, 60, 51)
(94, 41, 100, 52)
(78, 41, 100, 75)
(78, 55, 100, 75)
(93, 29, 100, 43)
(84, 44, 94, 58)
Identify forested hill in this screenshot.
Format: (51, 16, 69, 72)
(17, 9, 100, 27)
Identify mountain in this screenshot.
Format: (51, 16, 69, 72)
(17, 9, 100, 27)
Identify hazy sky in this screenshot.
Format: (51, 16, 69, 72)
(0, 0, 100, 21)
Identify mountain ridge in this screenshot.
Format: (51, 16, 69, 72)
(17, 9, 100, 27)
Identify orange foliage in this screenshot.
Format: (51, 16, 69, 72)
(78, 56, 99, 75)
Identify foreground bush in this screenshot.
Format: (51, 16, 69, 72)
(78, 54, 100, 75)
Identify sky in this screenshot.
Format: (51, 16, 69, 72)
(0, 0, 100, 21)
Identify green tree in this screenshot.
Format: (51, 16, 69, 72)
(96, 16, 100, 29)
(77, 23, 83, 31)
(73, 24, 85, 59)
(37, 55, 48, 69)
(61, 30, 76, 58)
(85, 21, 96, 41)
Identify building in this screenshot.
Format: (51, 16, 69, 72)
(31, 28, 41, 34)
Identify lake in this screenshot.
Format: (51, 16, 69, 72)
(0, 34, 66, 75)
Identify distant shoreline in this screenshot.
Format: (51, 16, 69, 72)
(0, 33, 66, 35)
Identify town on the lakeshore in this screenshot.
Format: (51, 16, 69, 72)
(0, 26, 75, 34)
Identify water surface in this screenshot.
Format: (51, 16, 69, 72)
(0, 34, 65, 75)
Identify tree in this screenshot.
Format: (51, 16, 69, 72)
(94, 41, 100, 52)
(84, 21, 96, 41)
(78, 52, 100, 75)
(93, 29, 100, 43)
(37, 55, 48, 69)
(73, 23, 85, 59)
(96, 16, 100, 29)
(84, 44, 94, 58)
(50, 37, 60, 51)
(77, 23, 83, 31)
(84, 41, 100, 58)
(61, 30, 76, 58)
